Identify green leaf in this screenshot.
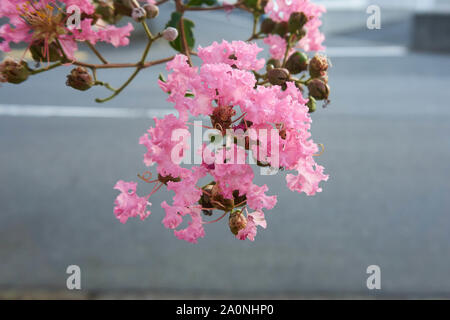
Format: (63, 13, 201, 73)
(165, 12, 195, 53)
(243, 0, 258, 10)
(186, 0, 217, 7)
(158, 73, 166, 83)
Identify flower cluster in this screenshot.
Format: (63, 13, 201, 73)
(0, 0, 133, 61)
(0, 0, 331, 243)
(114, 39, 328, 243)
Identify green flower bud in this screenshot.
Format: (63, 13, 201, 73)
(266, 58, 281, 71)
(260, 18, 276, 34)
(229, 210, 247, 235)
(268, 68, 290, 86)
(95, 1, 116, 24)
(143, 3, 159, 19)
(307, 79, 330, 100)
(309, 54, 329, 78)
(288, 12, 308, 34)
(307, 96, 316, 113)
(0, 57, 30, 84)
(66, 67, 93, 91)
(273, 21, 289, 36)
(30, 42, 62, 62)
(285, 51, 308, 74)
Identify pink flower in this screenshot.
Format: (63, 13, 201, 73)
(246, 184, 277, 211)
(0, 0, 133, 59)
(236, 210, 267, 241)
(166, 166, 206, 207)
(173, 207, 205, 244)
(161, 201, 183, 229)
(263, 34, 291, 60)
(113, 180, 151, 224)
(139, 114, 191, 178)
(264, 0, 326, 52)
(198, 40, 265, 71)
(286, 157, 329, 195)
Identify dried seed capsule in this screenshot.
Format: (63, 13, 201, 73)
(229, 210, 247, 235)
(66, 67, 93, 91)
(267, 68, 290, 86)
(307, 78, 330, 100)
(273, 21, 289, 36)
(143, 3, 159, 19)
(288, 12, 308, 34)
(309, 54, 329, 78)
(0, 57, 29, 84)
(261, 18, 276, 34)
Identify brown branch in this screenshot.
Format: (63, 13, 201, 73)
(72, 56, 175, 69)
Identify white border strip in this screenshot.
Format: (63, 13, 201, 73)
(325, 46, 408, 57)
(0, 104, 175, 119)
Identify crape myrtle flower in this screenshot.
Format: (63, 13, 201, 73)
(0, 0, 133, 61)
(114, 40, 328, 243)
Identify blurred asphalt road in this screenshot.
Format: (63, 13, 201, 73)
(0, 8, 450, 298)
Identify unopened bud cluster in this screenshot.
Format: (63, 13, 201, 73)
(0, 58, 29, 84)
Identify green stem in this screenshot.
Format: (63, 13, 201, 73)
(29, 61, 63, 75)
(86, 41, 108, 64)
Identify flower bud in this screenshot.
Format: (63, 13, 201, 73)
(229, 210, 247, 235)
(261, 18, 276, 34)
(267, 68, 290, 86)
(30, 42, 62, 62)
(132, 7, 146, 22)
(307, 96, 316, 113)
(95, 1, 116, 24)
(143, 3, 159, 19)
(162, 27, 179, 41)
(288, 12, 308, 34)
(266, 58, 281, 70)
(309, 54, 329, 78)
(285, 51, 308, 74)
(307, 79, 330, 101)
(66, 67, 93, 91)
(0, 57, 30, 84)
(273, 21, 289, 37)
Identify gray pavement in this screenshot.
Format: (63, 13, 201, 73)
(0, 8, 450, 298)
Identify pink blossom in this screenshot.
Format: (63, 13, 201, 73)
(246, 184, 277, 211)
(161, 201, 183, 229)
(173, 207, 205, 243)
(0, 0, 133, 59)
(198, 40, 265, 71)
(286, 157, 329, 195)
(113, 180, 151, 224)
(236, 210, 267, 241)
(264, 0, 326, 52)
(263, 34, 291, 60)
(139, 114, 191, 178)
(166, 166, 206, 207)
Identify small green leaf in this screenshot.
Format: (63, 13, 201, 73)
(158, 73, 166, 82)
(243, 0, 258, 10)
(186, 0, 217, 7)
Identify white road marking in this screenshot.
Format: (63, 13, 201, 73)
(0, 104, 175, 119)
(324, 46, 408, 57)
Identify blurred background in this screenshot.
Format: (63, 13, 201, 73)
(0, 0, 450, 299)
